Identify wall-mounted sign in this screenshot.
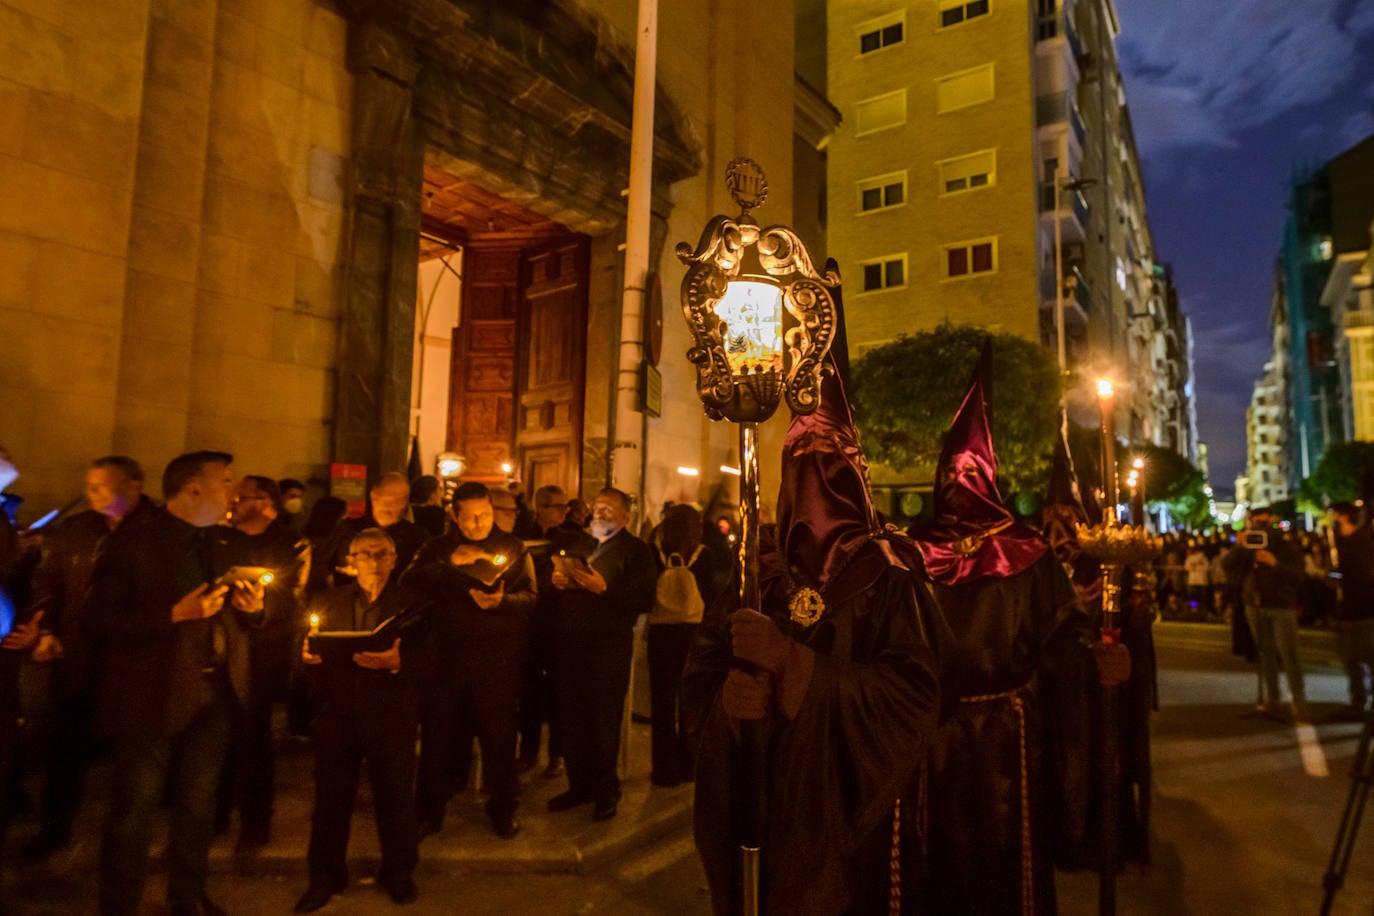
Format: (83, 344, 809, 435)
(641, 361, 662, 418)
(330, 463, 368, 518)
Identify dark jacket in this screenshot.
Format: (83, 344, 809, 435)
(401, 528, 536, 654)
(305, 579, 429, 706)
(28, 496, 155, 695)
(552, 528, 657, 634)
(1335, 526, 1374, 622)
(85, 508, 264, 740)
(332, 516, 428, 584)
(1224, 530, 1306, 609)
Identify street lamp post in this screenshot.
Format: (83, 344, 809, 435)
(677, 158, 837, 916)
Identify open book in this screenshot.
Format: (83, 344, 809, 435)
(307, 608, 422, 661)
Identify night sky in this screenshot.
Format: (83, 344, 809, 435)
(1113, 0, 1374, 494)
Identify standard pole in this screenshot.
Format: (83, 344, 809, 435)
(1098, 386, 1120, 916)
(736, 421, 764, 916)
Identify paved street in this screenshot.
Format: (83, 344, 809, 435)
(4, 622, 1374, 914)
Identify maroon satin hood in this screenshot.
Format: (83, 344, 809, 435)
(910, 344, 1046, 585)
(774, 358, 884, 593)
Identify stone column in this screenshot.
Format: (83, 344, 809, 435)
(334, 20, 423, 477)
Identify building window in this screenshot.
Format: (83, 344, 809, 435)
(943, 238, 998, 278)
(860, 254, 907, 293)
(858, 11, 905, 54)
(940, 0, 991, 28)
(936, 64, 995, 114)
(857, 172, 907, 213)
(938, 149, 996, 194)
(856, 89, 907, 136)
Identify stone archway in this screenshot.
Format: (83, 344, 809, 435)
(331, 1, 701, 477)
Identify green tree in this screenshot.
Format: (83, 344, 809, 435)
(1121, 442, 1211, 529)
(1297, 440, 1374, 511)
(849, 323, 1061, 494)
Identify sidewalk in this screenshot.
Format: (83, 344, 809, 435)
(7, 717, 696, 883)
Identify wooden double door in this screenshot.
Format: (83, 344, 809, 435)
(446, 236, 589, 497)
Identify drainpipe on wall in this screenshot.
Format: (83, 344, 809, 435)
(610, 0, 658, 520)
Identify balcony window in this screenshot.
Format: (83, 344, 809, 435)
(860, 254, 908, 293)
(857, 172, 907, 213)
(858, 11, 905, 54)
(940, 0, 991, 28)
(944, 238, 998, 278)
(856, 89, 907, 135)
(939, 149, 996, 194)
(936, 64, 995, 114)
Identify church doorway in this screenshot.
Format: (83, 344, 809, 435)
(414, 160, 590, 498)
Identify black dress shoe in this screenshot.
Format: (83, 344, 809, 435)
(294, 882, 344, 913)
(490, 812, 521, 839)
(378, 875, 418, 905)
(547, 790, 591, 812)
(592, 798, 618, 821)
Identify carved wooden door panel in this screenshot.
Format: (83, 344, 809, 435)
(447, 246, 520, 480)
(515, 236, 588, 498)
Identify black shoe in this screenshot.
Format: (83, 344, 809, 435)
(547, 790, 591, 812)
(592, 798, 618, 821)
(17, 831, 68, 862)
(294, 881, 344, 914)
(237, 819, 271, 851)
(170, 897, 228, 916)
(378, 875, 418, 905)
(490, 812, 521, 839)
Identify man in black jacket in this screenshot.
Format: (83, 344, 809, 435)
(21, 455, 153, 861)
(1332, 502, 1374, 719)
(404, 481, 536, 838)
(294, 528, 425, 912)
(331, 473, 427, 587)
(1225, 506, 1309, 722)
(86, 451, 265, 916)
(218, 474, 309, 850)
(546, 487, 656, 821)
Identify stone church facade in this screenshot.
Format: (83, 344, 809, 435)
(1, 0, 817, 522)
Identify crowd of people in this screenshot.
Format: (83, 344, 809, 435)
(0, 448, 733, 914)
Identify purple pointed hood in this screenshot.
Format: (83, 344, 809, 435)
(910, 342, 1046, 585)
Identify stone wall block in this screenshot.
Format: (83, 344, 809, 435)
(140, 83, 213, 160)
(21, 91, 140, 190)
(302, 51, 348, 108)
(0, 308, 37, 387)
(0, 80, 29, 158)
(0, 232, 39, 312)
(151, 0, 217, 40)
(293, 257, 342, 319)
(29, 316, 120, 397)
(270, 307, 338, 370)
(259, 27, 307, 87)
(0, 383, 35, 460)
(207, 122, 285, 187)
(68, 34, 148, 121)
(296, 198, 343, 258)
(128, 205, 201, 281)
(125, 271, 196, 346)
(306, 97, 350, 158)
(8, 0, 152, 43)
(196, 291, 273, 357)
(0, 159, 132, 258)
(117, 339, 192, 403)
(132, 144, 206, 220)
(203, 176, 298, 244)
(305, 6, 347, 60)
(112, 398, 188, 468)
(213, 7, 261, 71)
(0, 6, 75, 97)
(32, 241, 126, 327)
(237, 240, 296, 305)
(145, 22, 215, 97)
(196, 233, 246, 296)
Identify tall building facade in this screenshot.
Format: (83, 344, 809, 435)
(823, 0, 1192, 486)
(1320, 136, 1374, 443)
(1243, 360, 1289, 508)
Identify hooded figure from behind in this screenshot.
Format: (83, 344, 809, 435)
(909, 342, 1096, 915)
(684, 283, 941, 916)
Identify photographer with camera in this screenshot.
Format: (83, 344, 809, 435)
(1225, 506, 1310, 722)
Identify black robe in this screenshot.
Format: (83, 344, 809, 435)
(685, 539, 941, 916)
(922, 551, 1095, 916)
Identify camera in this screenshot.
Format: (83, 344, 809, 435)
(1240, 530, 1269, 550)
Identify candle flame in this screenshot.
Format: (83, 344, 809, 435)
(493, 554, 506, 565)
(1096, 378, 1114, 398)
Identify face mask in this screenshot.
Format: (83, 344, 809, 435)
(589, 519, 620, 541)
(283, 497, 304, 515)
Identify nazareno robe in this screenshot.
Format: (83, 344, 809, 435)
(684, 538, 941, 916)
(921, 550, 1096, 916)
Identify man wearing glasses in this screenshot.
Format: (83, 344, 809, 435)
(295, 529, 425, 912)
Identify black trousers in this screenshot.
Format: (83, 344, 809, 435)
(417, 640, 526, 823)
(555, 626, 633, 803)
(217, 637, 290, 834)
(517, 610, 561, 763)
(647, 623, 697, 785)
(307, 691, 419, 886)
(38, 688, 98, 842)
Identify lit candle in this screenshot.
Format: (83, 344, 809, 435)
(308, 613, 320, 635)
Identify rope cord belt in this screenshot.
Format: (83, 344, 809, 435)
(959, 689, 1033, 916)
(889, 796, 902, 915)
